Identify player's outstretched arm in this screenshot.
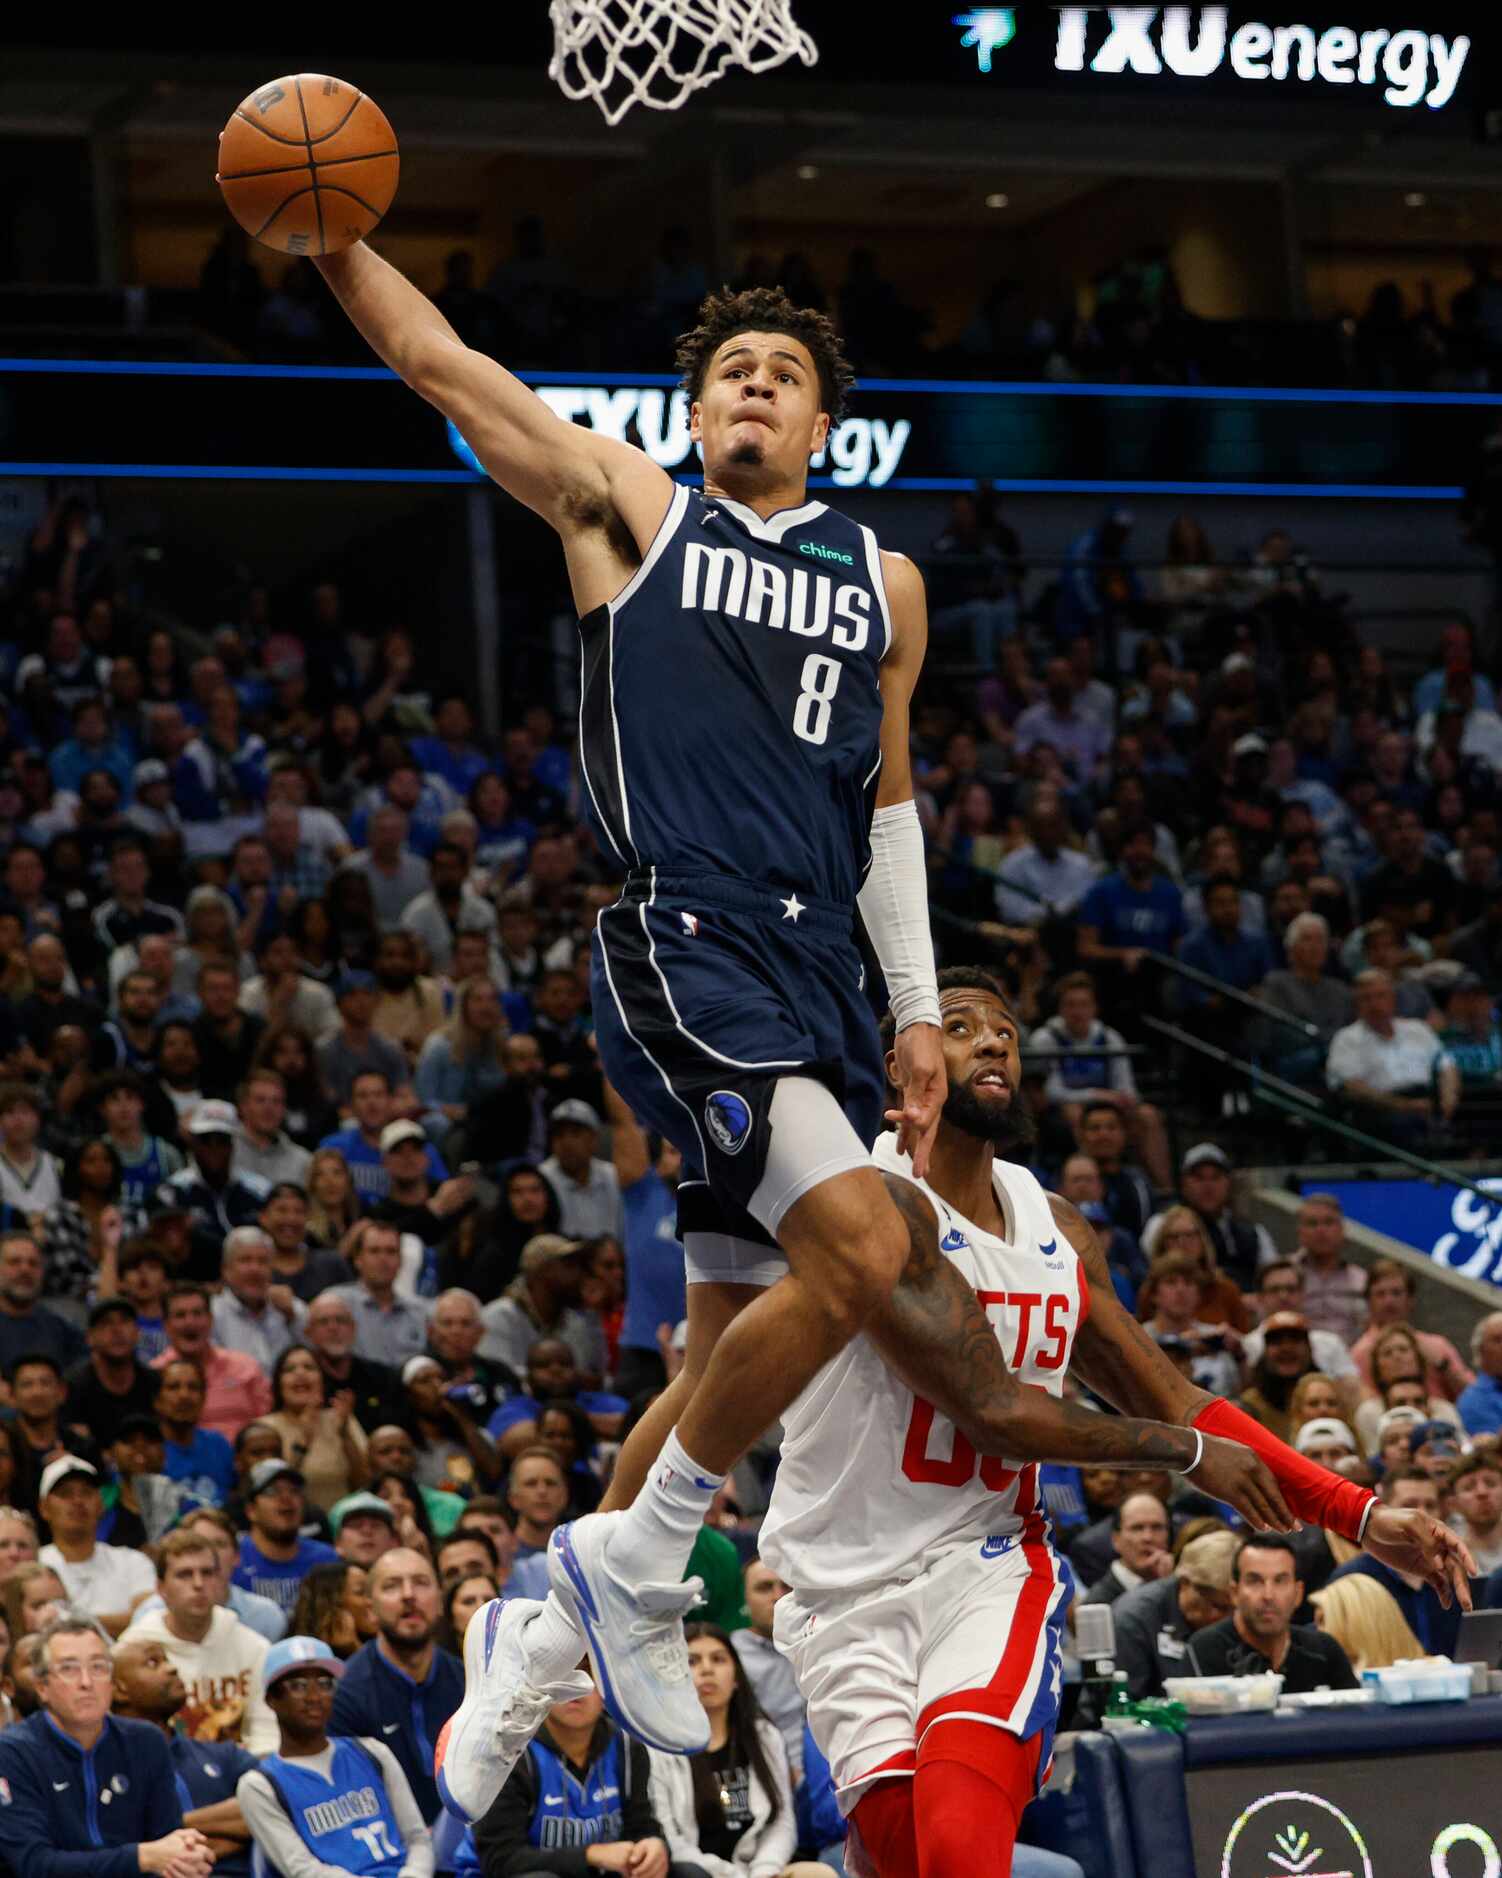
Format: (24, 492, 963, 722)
(1053, 1192, 1474, 1600)
(314, 243, 670, 529)
(867, 1173, 1292, 1530)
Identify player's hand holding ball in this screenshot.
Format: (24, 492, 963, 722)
(216, 73, 398, 255)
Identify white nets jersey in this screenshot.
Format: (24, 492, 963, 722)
(759, 1132, 1088, 1597)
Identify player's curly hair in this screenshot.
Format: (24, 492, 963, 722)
(675, 285, 856, 423)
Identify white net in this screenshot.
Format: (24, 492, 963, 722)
(549, 0, 818, 125)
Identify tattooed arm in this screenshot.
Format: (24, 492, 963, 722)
(864, 1174, 1291, 1527)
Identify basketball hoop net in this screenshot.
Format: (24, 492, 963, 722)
(549, 0, 818, 125)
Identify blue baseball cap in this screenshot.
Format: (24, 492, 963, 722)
(263, 1635, 345, 1690)
(336, 968, 377, 998)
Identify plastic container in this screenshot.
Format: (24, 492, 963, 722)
(1362, 1661, 1472, 1705)
(1163, 1673, 1283, 1715)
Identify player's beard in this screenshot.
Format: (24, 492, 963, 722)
(728, 434, 767, 467)
(943, 1073, 1037, 1154)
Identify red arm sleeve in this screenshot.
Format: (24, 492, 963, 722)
(1193, 1399, 1376, 1544)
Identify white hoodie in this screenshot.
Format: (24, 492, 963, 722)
(648, 1719, 797, 1878)
(122, 1603, 278, 1753)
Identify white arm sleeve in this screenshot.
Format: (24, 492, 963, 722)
(858, 799, 940, 1032)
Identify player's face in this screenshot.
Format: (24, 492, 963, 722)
(910, 990, 1034, 1152)
(691, 332, 829, 489)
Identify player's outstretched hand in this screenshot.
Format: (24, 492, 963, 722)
(886, 1021, 945, 1180)
(1190, 1435, 1297, 1534)
(1363, 1507, 1476, 1608)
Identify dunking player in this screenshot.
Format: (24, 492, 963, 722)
(310, 253, 1290, 1821)
(764, 967, 1475, 1878)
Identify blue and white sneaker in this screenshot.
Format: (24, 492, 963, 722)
(434, 1597, 591, 1823)
(548, 1511, 710, 1755)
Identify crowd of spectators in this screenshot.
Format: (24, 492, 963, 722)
(918, 492, 1502, 1157)
(193, 221, 1502, 392)
(0, 442, 1499, 1871)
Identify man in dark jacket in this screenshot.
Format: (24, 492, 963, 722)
(1187, 1535, 1358, 1693)
(329, 1546, 462, 1826)
(1110, 1529, 1237, 1698)
(474, 1681, 695, 1878)
(0, 1615, 212, 1878)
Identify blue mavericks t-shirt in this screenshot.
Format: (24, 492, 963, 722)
(259, 1739, 406, 1876)
(1079, 873, 1186, 952)
(527, 1734, 626, 1849)
(620, 1169, 686, 1353)
(164, 1429, 237, 1507)
(233, 1535, 338, 1615)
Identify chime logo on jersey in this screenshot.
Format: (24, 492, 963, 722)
(705, 1090, 752, 1155)
(681, 542, 872, 650)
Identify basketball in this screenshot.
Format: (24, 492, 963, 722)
(216, 73, 398, 256)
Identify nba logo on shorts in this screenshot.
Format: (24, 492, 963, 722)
(705, 1090, 752, 1155)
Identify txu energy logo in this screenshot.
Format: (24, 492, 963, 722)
(1053, 9, 1468, 110)
(954, 10, 1017, 73)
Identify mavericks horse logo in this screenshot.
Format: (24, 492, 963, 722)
(705, 1091, 753, 1156)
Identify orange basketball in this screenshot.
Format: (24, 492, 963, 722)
(216, 74, 398, 256)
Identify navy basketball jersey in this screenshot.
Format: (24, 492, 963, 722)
(526, 1733, 626, 1849)
(578, 487, 890, 905)
(258, 1740, 406, 1876)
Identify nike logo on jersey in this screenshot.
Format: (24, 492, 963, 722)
(980, 1535, 1015, 1559)
(382, 1723, 400, 1734)
(543, 1793, 565, 1803)
(681, 541, 871, 651)
(53, 1781, 68, 1791)
(940, 1228, 969, 1253)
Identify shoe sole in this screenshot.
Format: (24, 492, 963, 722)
(434, 1597, 515, 1823)
(549, 1521, 702, 1756)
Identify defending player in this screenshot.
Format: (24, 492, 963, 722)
(310, 254, 1290, 1821)
(761, 966, 1475, 1878)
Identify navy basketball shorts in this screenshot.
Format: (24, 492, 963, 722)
(592, 869, 887, 1279)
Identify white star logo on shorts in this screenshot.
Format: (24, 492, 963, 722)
(781, 893, 805, 923)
